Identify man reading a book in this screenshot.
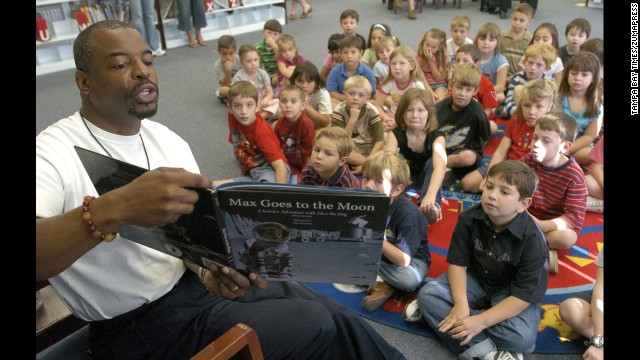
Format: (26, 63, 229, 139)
(35, 20, 405, 360)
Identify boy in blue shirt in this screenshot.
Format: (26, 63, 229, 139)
(326, 35, 377, 108)
(361, 150, 431, 312)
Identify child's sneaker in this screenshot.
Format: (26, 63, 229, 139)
(425, 202, 442, 225)
(484, 350, 523, 360)
(403, 299, 422, 322)
(361, 281, 395, 312)
(586, 196, 604, 213)
(549, 249, 559, 274)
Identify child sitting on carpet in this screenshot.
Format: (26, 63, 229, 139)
(559, 245, 604, 360)
(384, 88, 446, 225)
(521, 112, 587, 274)
(299, 127, 359, 188)
(415, 160, 549, 360)
(436, 63, 491, 186)
(361, 150, 431, 312)
(461, 78, 556, 193)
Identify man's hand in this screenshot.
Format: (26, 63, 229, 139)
(203, 263, 268, 299)
(117, 167, 211, 228)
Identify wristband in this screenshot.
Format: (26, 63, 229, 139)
(82, 195, 118, 242)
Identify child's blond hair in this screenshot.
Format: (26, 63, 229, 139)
(228, 81, 258, 104)
(362, 150, 411, 190)
(376, 36, 399, 53)
(474, 22, 502, 51)
(279, 84, 305, 101)
(450, 15, 471, 30)
(450, 63, 481, 89)
(523, 43, 557, 68)
(417, 28, 451, 80)
(344, 75, 372, 94)
(514, 79, 556, 121)
(314, 127, 353, 159)
(380, 45, 427, 87)
(276, 33, 301, 63)
(394, 88, 438, 134)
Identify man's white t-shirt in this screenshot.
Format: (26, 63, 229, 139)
(36, 112, 200, 321)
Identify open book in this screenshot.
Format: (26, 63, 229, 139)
(75, 146, 389, 285)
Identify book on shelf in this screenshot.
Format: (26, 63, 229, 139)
(75, 146, 389, 285)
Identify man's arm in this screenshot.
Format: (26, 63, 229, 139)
(36, 168, 211, 281)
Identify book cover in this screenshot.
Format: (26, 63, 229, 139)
(75, 146, 389, 285)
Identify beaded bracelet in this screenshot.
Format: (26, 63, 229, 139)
(82, 195, 118, 242)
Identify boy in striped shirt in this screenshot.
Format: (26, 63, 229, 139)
(521, 112, 587, 273)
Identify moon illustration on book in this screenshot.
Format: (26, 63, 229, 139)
(164, 243, 183, 257)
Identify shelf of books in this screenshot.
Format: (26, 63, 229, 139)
(36, 0, 285, 76)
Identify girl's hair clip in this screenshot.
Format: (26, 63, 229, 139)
(373, 24, 387, 32)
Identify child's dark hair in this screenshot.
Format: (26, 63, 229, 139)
(227, 81, 258, 104)
(564, 18, 591, 38)
(536, 112, 578, 143)
(558, 52, 601, 118)
(513, 3, 534, 18)
(486, 160, 538, 199)
(340, 35, 364, 52)
(291, 61, 325, 90)
(217, 35, 236, 50)
(238, 43, 259, 62)
(279, 84, 305, 101)
(580, 38, 603, 66)
(528, 23, 560, 54)
(327, 33, 345, 53)
(340, 9, 359, 22)
(367, 23, 392, 49)
(456, 44, 481, 63)
(263, 19, 282, 33)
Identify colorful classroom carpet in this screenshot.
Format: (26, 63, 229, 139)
(304, 118, 604, 354)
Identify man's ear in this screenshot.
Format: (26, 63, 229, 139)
(75, 70, 89, 94)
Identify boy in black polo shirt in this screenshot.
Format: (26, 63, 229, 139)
(415, 160, 549, 360)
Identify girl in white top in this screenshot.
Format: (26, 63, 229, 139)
(518, 23, 564, 87)
(291, 61, 332, 129)
(374, 45, 434, 133)
(232, 43, 279, 119)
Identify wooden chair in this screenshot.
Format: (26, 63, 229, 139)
(36, 281, 264, 360)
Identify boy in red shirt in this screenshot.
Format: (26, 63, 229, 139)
(213, 81, 290, 187)
(274, 85, 315, 177)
